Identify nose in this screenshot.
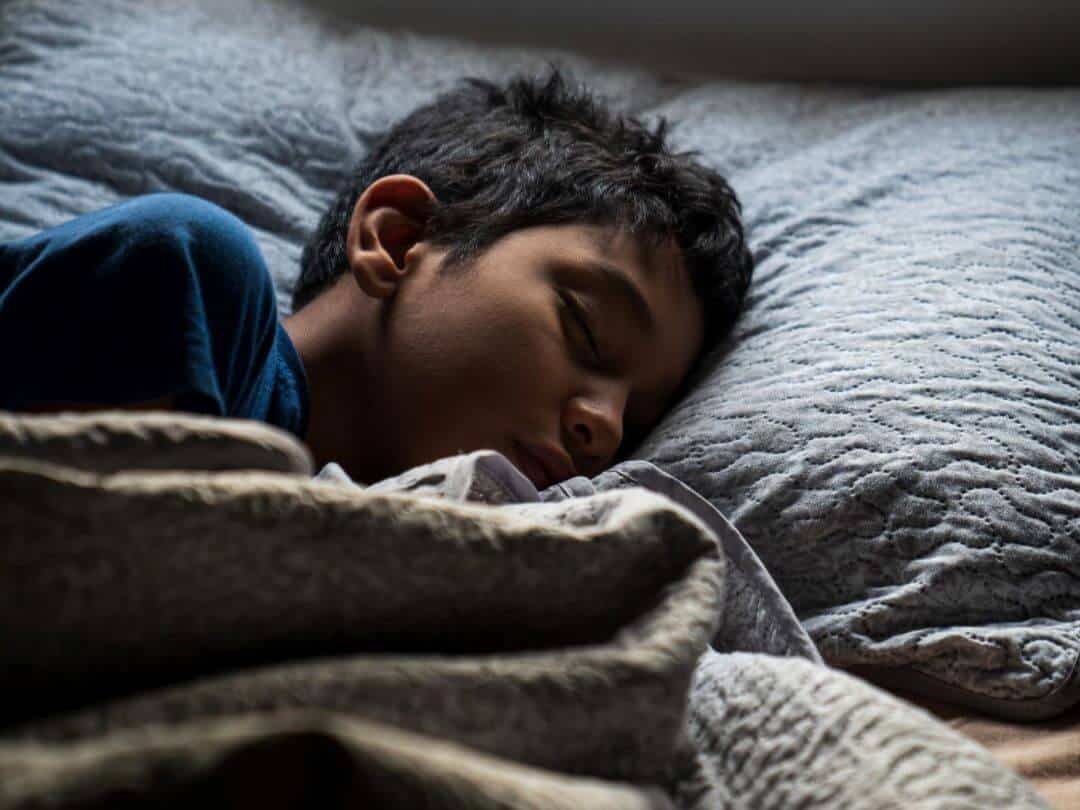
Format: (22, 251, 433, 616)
(563, 381, 628, 473)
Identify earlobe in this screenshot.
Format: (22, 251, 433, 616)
(346, 174, 437, 300)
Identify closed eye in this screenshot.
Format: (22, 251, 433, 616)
(560, 290, 601, 363)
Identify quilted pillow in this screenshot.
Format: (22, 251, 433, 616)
(633, 84, 1080, 718)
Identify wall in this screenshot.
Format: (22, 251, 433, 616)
(291, 0, 1080, 83)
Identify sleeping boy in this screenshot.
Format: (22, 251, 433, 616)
(0, 69, 753, 490)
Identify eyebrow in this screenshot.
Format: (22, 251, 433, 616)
(578, 260, 656, 337)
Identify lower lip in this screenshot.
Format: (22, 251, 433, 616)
(514, 442, 549, 489)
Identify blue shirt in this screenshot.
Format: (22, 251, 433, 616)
(0, 193, 309, 439)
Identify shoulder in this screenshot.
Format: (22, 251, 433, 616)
(121, 192, 252, 245)
(0, 193, 280, 416)
(116, 193, 274, 303)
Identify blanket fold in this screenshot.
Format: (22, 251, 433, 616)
(0, 711, 672, 809)
(0, 411, 723, 800)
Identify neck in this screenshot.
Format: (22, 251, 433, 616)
(282, 279, 385, 482)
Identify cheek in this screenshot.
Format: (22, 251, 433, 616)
(395, 288, 570, 406)
(383, 285, 578, 470)
(462, 309, 569, 401)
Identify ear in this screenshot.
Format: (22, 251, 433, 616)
(345, 174, 437, 299)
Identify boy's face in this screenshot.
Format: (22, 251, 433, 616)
(366, 221, 705, 489)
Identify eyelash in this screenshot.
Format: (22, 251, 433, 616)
(560, 290, 602, 365)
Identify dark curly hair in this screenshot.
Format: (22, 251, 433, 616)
(295, 65, 753, 362)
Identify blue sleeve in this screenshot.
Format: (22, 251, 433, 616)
(0, 193, 280, 416)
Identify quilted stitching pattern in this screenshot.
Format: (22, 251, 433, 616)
(637, 86, 1080, 710)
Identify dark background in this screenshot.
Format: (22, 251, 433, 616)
(292, 0, 1080, 83)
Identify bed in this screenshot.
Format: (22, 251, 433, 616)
(1, 0, 1078, 806)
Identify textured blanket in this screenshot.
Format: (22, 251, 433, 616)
(0, 411, 1048, 808)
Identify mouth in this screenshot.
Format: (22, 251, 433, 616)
(512, 440, 576, 491)
(512, 441, 550, 490)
